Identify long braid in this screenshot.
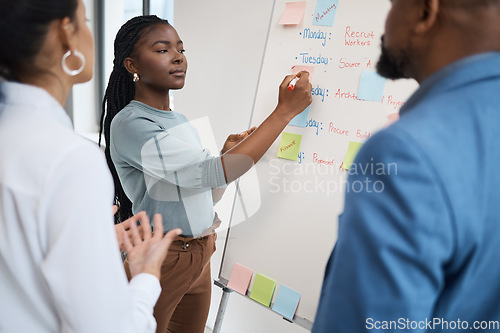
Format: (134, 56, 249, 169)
(99, 15, 169, 223)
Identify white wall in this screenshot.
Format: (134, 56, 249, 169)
(73, 0, 127, 142)
(174, 1, 309, 332)
(72, 0, 98, 139)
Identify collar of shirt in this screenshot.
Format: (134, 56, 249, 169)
(128, 100, 181, 119)
(400, 52, 500, 115)
(0, 81, 73, 130)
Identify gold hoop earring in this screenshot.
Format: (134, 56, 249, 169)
(62, 50, 85, 76)
(133, 73, 140, 82)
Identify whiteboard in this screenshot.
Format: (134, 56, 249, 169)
(219, 0, 418, 324)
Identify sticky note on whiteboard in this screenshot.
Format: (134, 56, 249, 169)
(272, 285, 301, 321)
(227, 263, 254, 295)
(342, 141, 363, 170)
(292, 65, 315, 82)
(279, 1, 307, 25)
(289, 105, 310, 127)
(385, 112, 400, 127)
(277, 132, 303, 161)
(357, 71, 386, 102)
(249, 274, 277, 307)
(312, 0, 339, 27)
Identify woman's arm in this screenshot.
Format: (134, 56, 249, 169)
(221, 72, 312, 183)
(41, 143, 177, 333)
(110, 72, 311, 191)
(211, 126, 257, 203)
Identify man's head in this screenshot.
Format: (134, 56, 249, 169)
(377, 0, 500, 83)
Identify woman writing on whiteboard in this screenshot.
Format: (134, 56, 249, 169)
(99, 15, 311, 332)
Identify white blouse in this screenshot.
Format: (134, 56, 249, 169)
(0, 81, 160, 332)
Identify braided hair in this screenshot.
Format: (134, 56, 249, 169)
(99, 15, 169, 223)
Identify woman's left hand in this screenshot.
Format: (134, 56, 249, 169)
(220, 126, 257, 155)
(114, 206, 146, 251)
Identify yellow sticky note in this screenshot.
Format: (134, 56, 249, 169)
(342, 141, 363, 170)
(279, 1, 307, 25)
(249, 274, 277, 307)
(277, 132, 302, 161)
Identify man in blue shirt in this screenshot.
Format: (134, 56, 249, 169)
(313, 1, 500, 332)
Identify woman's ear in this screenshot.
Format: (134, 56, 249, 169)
(59, 17, 77, 52)
(414, 0, 440, 34)
(124, 57, 138, 75)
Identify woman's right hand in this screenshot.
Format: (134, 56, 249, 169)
(220, 71, 312, 183)
(276, 71, 313, 121)
(121, 213, 182, 279)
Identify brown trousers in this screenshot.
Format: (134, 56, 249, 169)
(126, 233, 216, 333)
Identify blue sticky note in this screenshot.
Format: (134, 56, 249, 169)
(312, 0, 339, 27)
(289, 105, 311, 127)
(357, 71, 386, 102)
(272, 285, 301, 321)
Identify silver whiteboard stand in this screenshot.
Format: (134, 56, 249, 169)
(213, 280, 232, 333)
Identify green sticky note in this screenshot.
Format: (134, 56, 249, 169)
(249, 274, 277, 307)
(277, 132, 302, 161)
(342, 141, 363, 170)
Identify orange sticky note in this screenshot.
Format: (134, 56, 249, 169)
(227, 263, 254, 295)
(279, 1, 307, 25)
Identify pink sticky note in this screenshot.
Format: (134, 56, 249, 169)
(385, 113, 400, 127)
(227, 263, 254, 295)
(279, 1, 307, 25)
(292, 65, 315, 82)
